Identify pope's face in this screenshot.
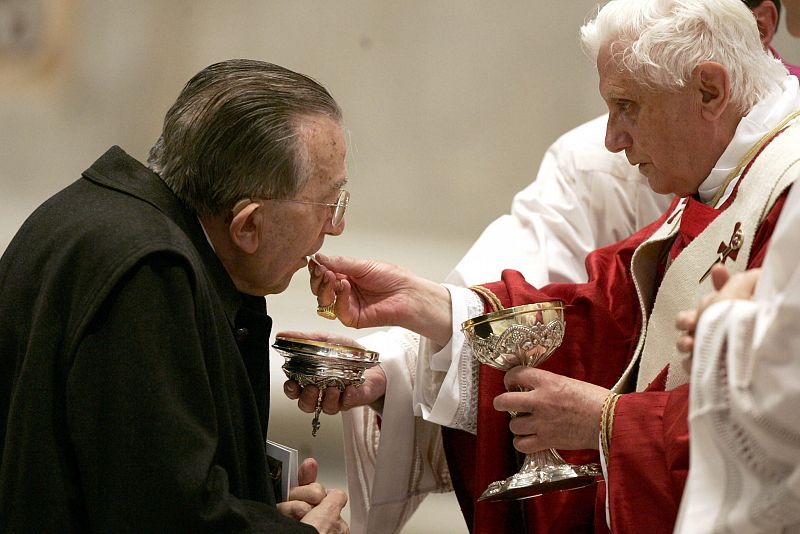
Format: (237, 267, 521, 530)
(256, 116, 348, 295)
(598, 46, 713, 197)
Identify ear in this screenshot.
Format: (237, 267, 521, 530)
(229, 202, 262, 255)
(751, 1, 779, 48)
(695, 62, 730, 121)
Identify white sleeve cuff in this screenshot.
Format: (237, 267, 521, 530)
(412, 285, 485, 433)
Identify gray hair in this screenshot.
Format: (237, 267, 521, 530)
(580, 0, 788, 113)
(148, 59, 342, 216)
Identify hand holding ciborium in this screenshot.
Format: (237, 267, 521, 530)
(272, 336, 379, 436)
(461, 301, 600, 501)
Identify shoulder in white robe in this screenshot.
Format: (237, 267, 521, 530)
(676, 166, 800, 533)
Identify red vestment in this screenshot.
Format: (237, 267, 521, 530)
(442, 177, 790, 532)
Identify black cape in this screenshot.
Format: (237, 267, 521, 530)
(0, 147, 316, 532)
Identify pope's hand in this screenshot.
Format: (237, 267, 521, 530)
(493, 367, 609, 453)
(308, 254, 453, 346)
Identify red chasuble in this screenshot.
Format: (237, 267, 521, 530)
(442, 184, 789, 533)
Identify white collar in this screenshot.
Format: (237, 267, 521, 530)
(697, 75, 800, 206)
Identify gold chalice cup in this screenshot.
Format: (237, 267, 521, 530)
(462, 301, 601, 501)
(273, 336, 379, 436)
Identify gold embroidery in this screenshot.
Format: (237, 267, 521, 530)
(600, 392, 621, 467)
(707, 110, 800, 208)
(468, 285, 504, 312)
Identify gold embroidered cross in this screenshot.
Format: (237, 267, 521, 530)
(699, 222, 743, 283)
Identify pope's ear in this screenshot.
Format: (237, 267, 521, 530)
(751, 0, 779, 47)
(229, 202, 261, 254)
(696, 62, 730, 121)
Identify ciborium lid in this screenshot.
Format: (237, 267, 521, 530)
(273, 336, 380, 365)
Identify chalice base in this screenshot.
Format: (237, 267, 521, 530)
(478, 459, 601, 502)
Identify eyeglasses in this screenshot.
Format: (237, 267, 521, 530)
(234, 189, 350, 229)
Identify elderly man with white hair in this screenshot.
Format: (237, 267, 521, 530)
(303, 0, 800, 531)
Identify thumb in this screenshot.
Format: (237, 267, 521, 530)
(710, 264, 730, 291)
(503, 365, 532, 390)
(342, 383, 379, 410)
(297, 457, 318, 486)
(342, 366, 386, 409)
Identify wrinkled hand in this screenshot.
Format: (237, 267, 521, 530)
(285, 366, 387, 415)
(277, 458, 349, 534)
(308, 254, 452, 346)
(279, 330, 387, 415)
(309, 254, 424, 328)
(676, 265, 760, 371)
(493, 367, 609, 453)
(277, 458, 325, 520)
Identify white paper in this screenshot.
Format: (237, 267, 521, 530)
(266, 439, 299, 502)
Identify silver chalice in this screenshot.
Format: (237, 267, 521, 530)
(272, 336, 380, 436)
(462, 301, 600, 501)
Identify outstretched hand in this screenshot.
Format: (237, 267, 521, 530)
(309, 254, 421, 328)
(308, 254, 453, 346)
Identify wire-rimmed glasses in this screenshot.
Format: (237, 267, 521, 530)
(234, 189, 350, 228)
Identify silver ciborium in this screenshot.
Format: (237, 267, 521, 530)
(461, 301, 600, 501)
(272, 336, 379, 436)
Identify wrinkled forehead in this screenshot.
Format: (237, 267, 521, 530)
(597, 44, 637, 98)
(596, 41, 632, 78)
(301, 117, 348, 194)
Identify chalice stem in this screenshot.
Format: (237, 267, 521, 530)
(520, 449, 567, 474)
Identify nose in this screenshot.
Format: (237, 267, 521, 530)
(605, 115, 633, 153)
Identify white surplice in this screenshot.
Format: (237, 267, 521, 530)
(675, 171, 800, 532)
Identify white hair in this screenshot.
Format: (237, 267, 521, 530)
(580, 0, 788, 113)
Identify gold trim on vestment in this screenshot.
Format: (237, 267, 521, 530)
(468, 285, 504, 312)
(600, 392, 621, 467)
(708, 109, 800, 207)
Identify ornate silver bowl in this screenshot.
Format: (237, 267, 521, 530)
(273, 336, 379, 436)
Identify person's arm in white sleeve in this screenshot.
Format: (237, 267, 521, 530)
(676, 185, 800, 533)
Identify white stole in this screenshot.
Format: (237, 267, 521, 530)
(612, 120, 800, 393)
